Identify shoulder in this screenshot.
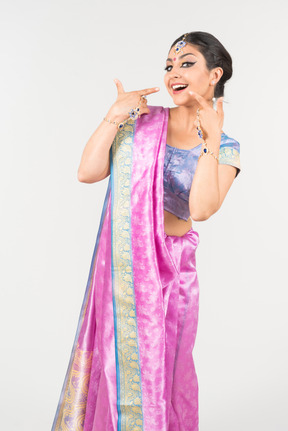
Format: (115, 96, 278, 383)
(219, 131, 241, 175)
(220, 131, 240, 152)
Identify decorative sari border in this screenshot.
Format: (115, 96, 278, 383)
(110, 120, 144, 431)
(52, 178, 112, 431)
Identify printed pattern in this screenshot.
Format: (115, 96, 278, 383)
(219, 145, 241, 171)
(163, 134, 241, 220)
(53, 344, 93, 430)
(111, 119, 144, 430)
(51, 177, 112, 431)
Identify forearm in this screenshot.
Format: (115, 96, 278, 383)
(77, 108, 123, 183)
(189, 134, 221, 220)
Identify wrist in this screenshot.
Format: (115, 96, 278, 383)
(204, 134, 221, 152)
(106, 106, 129, 123)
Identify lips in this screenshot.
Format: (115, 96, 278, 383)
(171, 83, 188, 94)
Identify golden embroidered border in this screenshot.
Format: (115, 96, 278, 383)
(111, 119, 144, 430)
(219, 147, 241, 170)
(54, 344, 93, 430)
(53, 249, 98, 431)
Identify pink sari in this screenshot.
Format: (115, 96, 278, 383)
(52, 106, 200, 431)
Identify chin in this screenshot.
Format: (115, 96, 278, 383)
(172, 96, 191, 106)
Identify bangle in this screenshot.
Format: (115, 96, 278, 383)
(103, 116, 128, 130)
(103, 95, 146, 130)
(199, 142, 219, 161)
(196, 108, 219, 161)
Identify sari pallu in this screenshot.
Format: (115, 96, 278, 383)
(51, 105, 200, 431)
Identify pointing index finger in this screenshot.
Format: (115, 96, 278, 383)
(189, 91, 209, 108)
(138, 87, 160, 96)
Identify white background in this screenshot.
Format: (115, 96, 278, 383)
(1, 0, 287, 430)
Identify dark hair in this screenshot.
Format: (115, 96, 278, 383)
(170, 31, 233, 98)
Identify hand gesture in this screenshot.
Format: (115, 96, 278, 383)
(188, 91, 224, 140)
(108, 79, 160, 122)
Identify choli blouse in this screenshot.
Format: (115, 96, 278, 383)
(163, 132, 241, 221)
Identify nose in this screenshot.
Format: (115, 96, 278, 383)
(171, 65, 181, 78)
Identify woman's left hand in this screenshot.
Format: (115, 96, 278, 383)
(188, 91, 224, 140)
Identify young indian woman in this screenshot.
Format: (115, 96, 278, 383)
(52, 31, 241, 431)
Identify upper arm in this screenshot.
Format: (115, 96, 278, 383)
(96, 152, 111, 182)
(78, 147, 111, 183)
(216, 137, 241, 210)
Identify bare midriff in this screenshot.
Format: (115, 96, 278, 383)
(164, 209, 193, 237)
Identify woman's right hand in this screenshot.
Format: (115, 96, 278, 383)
(106, 79, 160, 122)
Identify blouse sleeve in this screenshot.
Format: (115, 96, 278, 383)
(219, 135, 241, 178)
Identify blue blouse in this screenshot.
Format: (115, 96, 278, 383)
(163, 132, 241, 221)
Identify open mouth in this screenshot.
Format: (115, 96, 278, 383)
(172, 84, 188, 94)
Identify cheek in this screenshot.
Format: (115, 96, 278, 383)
(193, 69, 209, 84)
(185, 67, 198, 77)
(163, 74, 169, 88)
(186, 69, 207, 87)
(197, 72, 208, 84)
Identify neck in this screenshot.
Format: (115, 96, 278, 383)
(170, 98, 214, 134)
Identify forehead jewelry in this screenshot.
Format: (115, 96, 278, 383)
(173, 32, 189, 56)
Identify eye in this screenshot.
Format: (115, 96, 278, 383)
(182, 61, 196, 67)
(164, 61, 196, 72)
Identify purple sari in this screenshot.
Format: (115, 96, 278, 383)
(52, 106, 200, 431)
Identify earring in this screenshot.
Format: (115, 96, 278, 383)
(211, 80, 215, 85)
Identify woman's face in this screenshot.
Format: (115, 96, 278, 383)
(164, 43, 221, 105)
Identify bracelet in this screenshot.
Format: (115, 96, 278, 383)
(103, 95, 146, 130)
(103, 116, 127, 130)
(196, 108, 219, 161)
(199, 142, 219, 161)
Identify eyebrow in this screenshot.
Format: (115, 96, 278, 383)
(166, 53, 197, 62)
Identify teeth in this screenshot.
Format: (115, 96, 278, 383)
(172, 84, 188, 90)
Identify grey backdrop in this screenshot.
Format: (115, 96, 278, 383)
(1, 0, 287, 430)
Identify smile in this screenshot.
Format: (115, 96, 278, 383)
(171, 84, 188, 94)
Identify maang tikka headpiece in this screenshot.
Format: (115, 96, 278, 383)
(173, 32, 189, 56)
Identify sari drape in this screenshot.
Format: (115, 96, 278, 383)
(51, 105, 200, 431)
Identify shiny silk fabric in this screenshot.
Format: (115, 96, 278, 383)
(51, 105, 200, 431)
(163, 131, 241, 221)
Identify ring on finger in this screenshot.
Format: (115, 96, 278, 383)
(127, 95, 147, 121)
(129, 106, 141, 120)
